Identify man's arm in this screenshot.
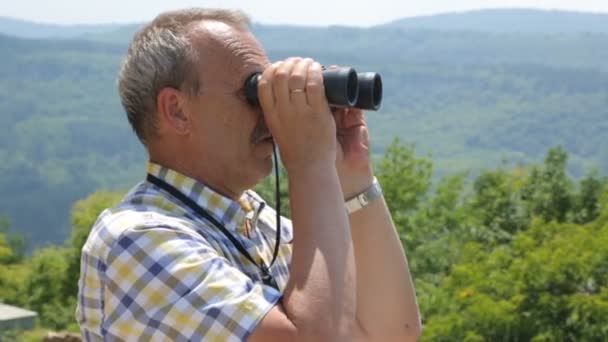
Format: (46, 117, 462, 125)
(349, 183, 422, 341)
(335, 106, 422, 341)
(250, 58, 359, 341)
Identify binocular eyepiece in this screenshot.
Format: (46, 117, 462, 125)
(244, 67, 382, 111)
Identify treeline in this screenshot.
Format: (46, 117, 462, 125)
(1, 142, 606, 340)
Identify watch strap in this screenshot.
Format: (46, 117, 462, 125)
(345, 177, 382, 214)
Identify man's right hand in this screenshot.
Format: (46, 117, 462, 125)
(251, 57, 359, 342)
(257, 57, 337, 174)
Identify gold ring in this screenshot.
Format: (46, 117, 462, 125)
(290, 88, 305, 93)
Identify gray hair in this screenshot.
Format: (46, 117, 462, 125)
(118, 8, 251, 145)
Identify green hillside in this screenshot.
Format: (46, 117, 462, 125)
(0, 34, 144, 246)
(1, 12, 607, 248)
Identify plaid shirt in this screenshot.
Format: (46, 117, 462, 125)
(76, 162, 293, 341)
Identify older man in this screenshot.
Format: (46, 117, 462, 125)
(76, 8, 421, 342)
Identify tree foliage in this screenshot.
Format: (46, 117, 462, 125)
(374, 142, 608, 340)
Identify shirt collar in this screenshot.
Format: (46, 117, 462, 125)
(146, 161, 262, 233)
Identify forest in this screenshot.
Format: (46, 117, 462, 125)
(1, 9, 607, 340)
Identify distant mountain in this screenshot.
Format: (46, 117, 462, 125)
(0, 16, 125, 39)
(385, 9, 608, 33)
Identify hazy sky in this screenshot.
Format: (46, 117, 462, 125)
(2, 0, 608, 26)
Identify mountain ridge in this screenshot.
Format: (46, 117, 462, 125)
(3, 8, 608, 41)
(0, 16, 127, 39)
(385, 8, 608, 33)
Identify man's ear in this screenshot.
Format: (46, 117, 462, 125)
(157, 87, 190, 135)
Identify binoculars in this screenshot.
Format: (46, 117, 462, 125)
(244, 67, 382, 111)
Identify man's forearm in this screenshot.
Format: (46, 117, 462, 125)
(282, 162, 358, 340)
(349, 193, 422, 341)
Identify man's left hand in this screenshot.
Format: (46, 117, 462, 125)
(333, 107, 375, 199)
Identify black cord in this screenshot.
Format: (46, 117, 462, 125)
(269, 143, 282, 268)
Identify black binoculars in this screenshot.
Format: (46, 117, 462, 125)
(244, 67, 382, 111)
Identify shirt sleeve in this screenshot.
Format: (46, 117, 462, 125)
(102, 225, 281, 341)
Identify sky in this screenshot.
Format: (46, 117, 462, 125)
(2, 0, 608, 27)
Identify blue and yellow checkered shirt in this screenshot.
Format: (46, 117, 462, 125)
(76, 162, 293, 341)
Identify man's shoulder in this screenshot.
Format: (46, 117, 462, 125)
(84, 208, 181, 255)
(81, 183, 200, 261)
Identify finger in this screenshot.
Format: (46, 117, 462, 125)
(331, 107, 347, 127)
(306, 61, 327, 111)
(273, 57, 300, 110)
(344, 108, 366, 128)
(289, 58, 313, 108)
(258, 62, 280, 113)
(288, 57, 310, 91)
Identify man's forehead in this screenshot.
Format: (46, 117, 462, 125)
(190, 21, 269, 84)
(190, 20, 236, 41)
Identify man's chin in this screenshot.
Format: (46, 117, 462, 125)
(247, 156, 273, 189)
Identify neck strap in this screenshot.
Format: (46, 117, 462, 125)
(146, 173, 280, 290)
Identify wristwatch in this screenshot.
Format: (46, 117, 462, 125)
(345, 177, 383, 214)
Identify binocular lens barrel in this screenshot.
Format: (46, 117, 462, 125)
(322, 67, 359, 107)
(355, 72, 383, 111)
(244, 67, 382, 111)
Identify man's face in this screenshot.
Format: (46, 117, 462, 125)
(184, 21, 273, 191)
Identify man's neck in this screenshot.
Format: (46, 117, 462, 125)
(148, 154, 245, 201)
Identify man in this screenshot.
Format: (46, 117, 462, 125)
(77, 8, 421, 342)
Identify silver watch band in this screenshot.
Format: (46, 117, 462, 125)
(345, 177, 383, 214)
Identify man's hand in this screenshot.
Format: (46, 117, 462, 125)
(319, 63, 374, 199)
(333, 107, 374, 199)
(257, 57, 337, 174)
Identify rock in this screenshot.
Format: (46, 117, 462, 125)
(44, 332, 82, 342)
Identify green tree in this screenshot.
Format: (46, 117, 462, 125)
(469, 168, 529, 243)
(522, 147, 574, 223)
(0, 230, 13, 264)
(572, 170, 606, 224)
(407, 174, 471, 278)
(22, 246, 71, 330)
(0, 218, 29, 306)
(0, 233, 29, 305)
(63, 191, 123, 302)
(375, 137, 434, 265)
(0, 217, 26, 264)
